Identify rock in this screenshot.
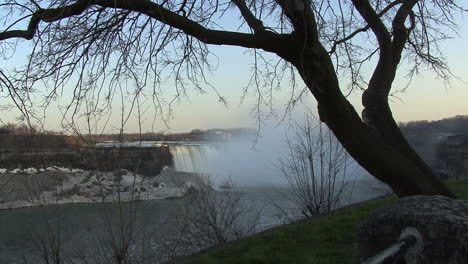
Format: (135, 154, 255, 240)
(184, 186, 198, 196)
(104, 188, 113, 195)
(356, 195, 468, 264)
(57, 184, 82, 198)
(10, 168, 21, 174)
(24, 167, 37, 174)
(113, 176, 122, 183)
(113, 169, 128, 177)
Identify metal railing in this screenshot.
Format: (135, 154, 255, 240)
(361, 227, 424, 264)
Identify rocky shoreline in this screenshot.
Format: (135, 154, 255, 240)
(0, 166, 204, 210)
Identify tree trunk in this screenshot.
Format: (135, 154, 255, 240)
(286, 39, 455, 198)
(318, 94, 454, 198)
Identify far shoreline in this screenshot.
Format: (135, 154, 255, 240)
(0, 167, 204, 211)
(0, 193, 187, 211)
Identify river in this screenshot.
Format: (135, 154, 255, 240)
(0, 181, 387, 263)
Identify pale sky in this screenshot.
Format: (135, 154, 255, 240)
(1, 7, 467, 134)
(148, 13, 468, 133)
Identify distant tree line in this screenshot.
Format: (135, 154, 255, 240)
(0, 122, 254, 143)
(400, 115, 468, 139)
(0, 123, 62, 135)
(85, 127, 255, 143)
(399, 115, 468, 172)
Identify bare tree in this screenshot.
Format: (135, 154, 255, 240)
(0, 0, 465, 197)
(75, 94, 154, 264)
(278, 113, 349, 218)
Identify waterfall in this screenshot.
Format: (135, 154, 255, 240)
(169, 143, 219, 173)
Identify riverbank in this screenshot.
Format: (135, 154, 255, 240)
(182, 179, 468, 264)
(0, 167, 204, 210)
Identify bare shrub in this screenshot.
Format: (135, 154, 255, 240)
(165, 177, 262, 259)
(278, 113, 350, 219)
(30, 211, 64, 264)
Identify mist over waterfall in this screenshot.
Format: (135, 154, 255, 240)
(166, 125, 381, 189)
(167, 137, 285, 186)
(167, 130, 293, 186)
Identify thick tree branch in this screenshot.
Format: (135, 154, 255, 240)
(351, 0, 391, 49)
(105, 0, 292, 57)
(363, 0, 419, 106)
(329, 0, 405, 54)
(0, 0, 91, 40)
(0, 0, 289, 56)
(275, 0, 319, 39)
(231, 0, 265, 34)
(391, 0, 418, 64)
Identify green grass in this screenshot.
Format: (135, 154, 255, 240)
(446, 178, 468, 200)
(185, 178, 468, 264)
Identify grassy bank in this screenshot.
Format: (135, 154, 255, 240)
(184, 179, 468, 264)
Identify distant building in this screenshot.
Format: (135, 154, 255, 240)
(446, 134, 468, 179)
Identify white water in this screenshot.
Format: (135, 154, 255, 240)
(170, 143, 219, 173)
